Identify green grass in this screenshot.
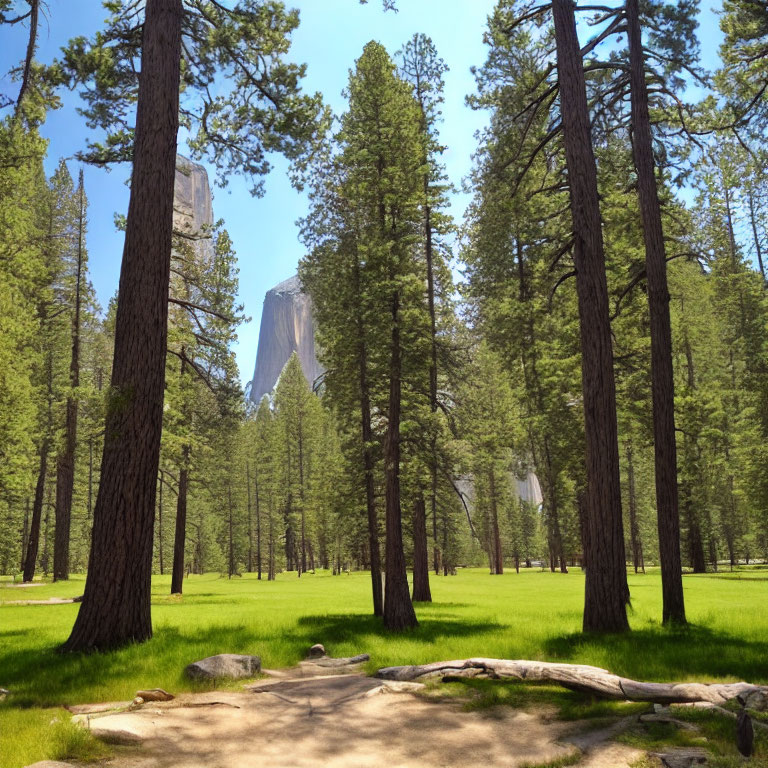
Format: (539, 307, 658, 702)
(1, 567, 767, 767)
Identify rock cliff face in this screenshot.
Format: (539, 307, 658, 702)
(174, 155, 214, 263)
(249, 275, 323, 404)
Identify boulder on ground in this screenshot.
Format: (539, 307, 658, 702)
(185, 654, 261, 681)
(308, 643, 326, 658)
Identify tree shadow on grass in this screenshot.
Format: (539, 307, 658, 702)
(294, 613, 503, 648)
(542, 624, 768, 684)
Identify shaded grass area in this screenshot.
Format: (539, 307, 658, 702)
(1, 567, 767, 768)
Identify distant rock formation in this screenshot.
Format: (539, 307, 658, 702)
(249, 275, 323, 404)
(174, 155, 213, 263)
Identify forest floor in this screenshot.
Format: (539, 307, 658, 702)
(1, 567, 768, 767)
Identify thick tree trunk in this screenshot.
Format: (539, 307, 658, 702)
(376, 659, 768, 707)
(412, 494, 432, 601)
(20, 497, 30, 572)
(551, 0, 628, 633)
(383, 290, 418, 631)
(171, 459, 188, 594)
(23, 439, 50, 583)
(62, 0, 182, 651)
(626, 0, 686, 625)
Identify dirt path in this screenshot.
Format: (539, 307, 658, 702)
(76, 673, 644, 768)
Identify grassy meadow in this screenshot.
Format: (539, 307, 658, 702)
(1, 566, 767, 767)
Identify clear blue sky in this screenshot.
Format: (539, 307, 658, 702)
(0, 1, 724, 388)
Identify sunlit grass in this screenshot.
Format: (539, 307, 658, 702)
(1, 567, 767, 768)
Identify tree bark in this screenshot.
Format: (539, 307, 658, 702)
(62, 0, 182, 651)
(383, 289, 418, 631)
(23, 439, 50, 583)
(625, 441, 645, 574)
(246, 460, 253, 572)
(551, 0, 629, 633)
(53, 171, 85, 582)
(354, 259, 383, 616)
(626, 0, 686, 625)
(171, 457, 188, 594)
(411, 494, 432, 601)
(488, 468, 503, 575)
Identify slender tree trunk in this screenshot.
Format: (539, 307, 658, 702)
(87, 437, 93, 520)
(412, 494, 432, 600)
(53, 173, 85, 582)
(354, 260, 383, 616)
(748, 191, 766, 285)
(625, 441, 644, 574)
(227, 483, 235, 578)
(246, 461, 253, 572)
(62, 0, 183, 651)
(383, 290, 418, 630)
(298, 428, 306, 574)
(21, 497, 30, 572)
(489, 468, 503, 575)
(157, 469, 164, 574)
(626, 0, 686, 625)
(23, 439, 50, 583)
(552, 0, 629, 633)
(171, 455, 188, 594)
(255, 471, 262, 580)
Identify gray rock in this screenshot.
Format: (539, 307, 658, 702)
(174, 155, 214, 266)
(185, 654, 261, 681)
(248, 275, 324, 404)
(650, 748, 709, 768)
(0, 687, 8, 699)
(308, 643, 326, 659)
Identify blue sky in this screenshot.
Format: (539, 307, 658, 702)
(0, 1, 724, 388)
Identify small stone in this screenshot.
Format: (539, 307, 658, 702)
(308, 643, 326, 659)
(0, 687, 8, 699)
(185, 653, 261, 681)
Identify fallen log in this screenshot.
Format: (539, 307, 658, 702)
(375, 659, 768, 707)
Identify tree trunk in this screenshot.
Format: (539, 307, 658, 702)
(626, 0, 686, 625)
(748, 190, 766, 285)
(21, 497, 30, 572)
(53, 173, 85, 582)
(246, 461, 253, 572)
(23, 439, 50, 582)
(62, 0, 182, 651)
(157, 469, 164, 574)
(551, 0, 629, 633)
(489, 468, 503, 575)
(227, 483, 235, 578)
(171, 457, 188, 594)
(255, 469, 262, 580)
(411, 494, 432, 601)
(383, 290, 418, 631)
(354, 259, 383, 616)
(625, 441, 644, 574)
